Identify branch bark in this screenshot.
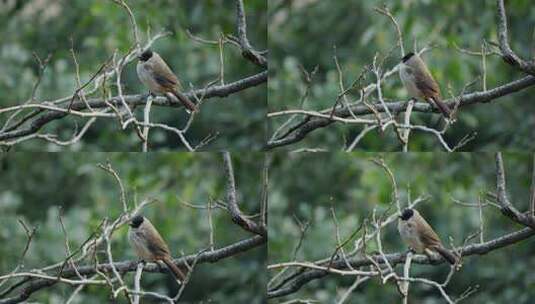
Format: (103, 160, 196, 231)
(494, 152, 535, 229)
(496, 0, 535, 75)
(0, 71, 267, 142)
(0, 236, 265, 304)
(268, 227, 535, 298)
(234, 0, 267, 68)
(222, 152, 267, 237)
(266, 75, 535, 149)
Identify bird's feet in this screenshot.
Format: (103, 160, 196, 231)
(156, 261, 166, 272)
(402, 248, 415, 260)
(137, 259, 147, 266)
(397, 98, 416, 116)
(145, 92, 156, 100)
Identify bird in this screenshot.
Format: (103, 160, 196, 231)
(399, 52, 451, 119)
(397, 208, 457, 264)
(128, 215, 186, 282)
(136, 49, 198, 113)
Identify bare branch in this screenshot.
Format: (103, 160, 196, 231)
(494, 153, 535, 229)
(0, 71, 267, 144)
(267, 227, 535, 298)
(222, 152, 267, 237)
(0, 236, 264, 304)
(496, 0, 535, 75)
(233, 0, 267, 67)
(374, 5, 405, 57)
(267, 75, 535, 149)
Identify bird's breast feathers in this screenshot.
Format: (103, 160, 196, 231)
(398, 220, 425, 253)
(400, 65, 423, 99)
(128, 228, 154, 261)
(137, 62, 166, 94)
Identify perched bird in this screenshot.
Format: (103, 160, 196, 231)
(137, 49, 198, 113)
(399, 52, 451, 118)
(398, 208, 457, 264)
(128, 215, 186, 282)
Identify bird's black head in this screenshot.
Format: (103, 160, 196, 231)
(139, 49, 153, 62)
(401, 52, 415, 63)
(399, 208, 414, 221)
(129, 215, 144, 228)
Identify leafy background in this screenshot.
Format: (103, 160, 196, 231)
(0, 0, 267, 151)
(0, 152, 266, 303)
(268, 0, 535, 151)
(269, 152, 535, 303)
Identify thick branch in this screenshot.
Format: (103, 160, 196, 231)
(268, 227, 535, 298)
(494, 153, 535, 229)
(496, 0, 535, 75)
(266, 75, 535, 149)
(234, 0, 267, 68)
(0, 236, 265, 304)
(0, 71, 267, 142)
(222, 152, 267, 237)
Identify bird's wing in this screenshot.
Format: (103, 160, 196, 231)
(147, 235, 171, 257)
(143, 222, 171, 257)
(416, 217, 443, 248)
(414, 65, 440, 97)
(147, 59, 182, 90)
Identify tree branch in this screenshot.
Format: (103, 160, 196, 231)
(0, 236, 265, 304)
(0, 71, 267, 142)
(266, 75, 535, 149)
(268, 227, 535, 298)
(496, 0, 535, 75)
(233, 0, 267, 68)
(494, 152, 535, 229)
(222, 152, 267, 237)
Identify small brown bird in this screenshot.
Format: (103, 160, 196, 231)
(399, 52, 451, 118)
(128, 215, 186, 282)
(137, 49, 198, 113)
(398, 208, 457, 264)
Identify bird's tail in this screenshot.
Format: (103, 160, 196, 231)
(435, 246, 457, 265)
(170, 90, 198, 113)
(161, 256, 186, 283)
(430, 97, 451, 119)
